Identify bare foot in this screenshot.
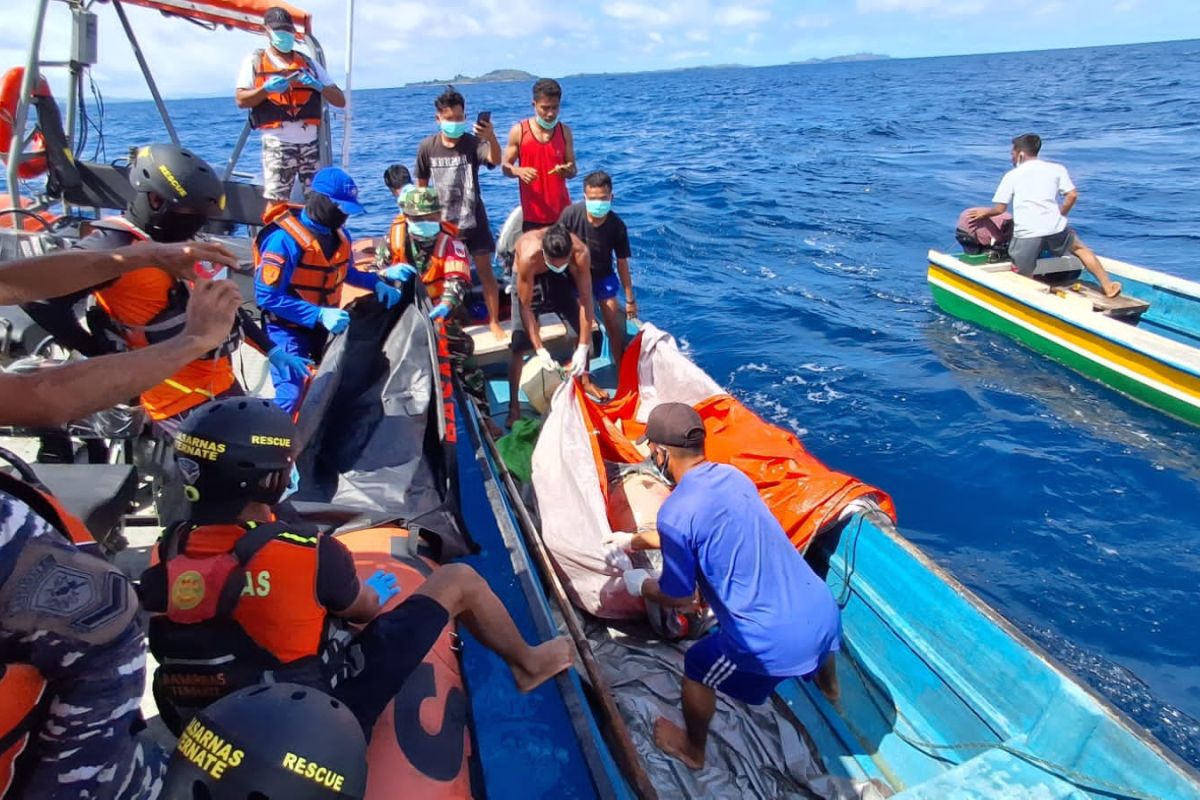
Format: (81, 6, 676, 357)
(653, 717, 705, 769)
(815, 653, 840, 704)
(512, 636, 573, 692)
(489, 321, 508, 343)
(1104, 281, 1122, 298)
(505, 408, 522, 430)
(579, 375, 611, 402)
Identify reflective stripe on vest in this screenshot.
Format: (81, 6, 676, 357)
(387, 216, 461, 303)
(275, 213, 351, 307)
(249, 50, 323, 131)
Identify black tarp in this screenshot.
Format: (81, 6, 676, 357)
(293, 291, 473, 559)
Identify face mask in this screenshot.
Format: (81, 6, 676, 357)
(304, 193, 348, 231)
(280, 465, 300, 502)
(440, 120, 468, 139)
(653, 448, 674, 485)
(542, 248, 569, 274)
(269, 30, 295, 53)
(585, 199, 612, 218)
(409, 220, 441, 239)
(534, 114, 559, 131)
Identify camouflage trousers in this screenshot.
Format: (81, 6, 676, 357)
(261, 136, 319, 201)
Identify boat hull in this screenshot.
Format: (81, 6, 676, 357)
(927, 254, 1200, 426)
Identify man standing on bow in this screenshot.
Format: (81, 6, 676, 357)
(559, 170, 636, 368)
(503, 78, 576, 233)
(506, 223, 594, 428)
(254, 167, 404, 413)
(415, 87, 504, 341)
(235, 6, 346, 205)
(621, 403, 842, 770)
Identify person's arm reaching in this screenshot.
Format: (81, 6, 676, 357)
(517, 266, 543, 351)
(255, 233, 322, 328)
(0, 240, 237, 305)
(965, 203, 1007, 222)
(1060, 189, 1079, 217)
(0, 278, 241, 427)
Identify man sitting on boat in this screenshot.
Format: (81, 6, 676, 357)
(621, 403, 842, 770)
(967, 133, 1121, 297)
(141, 397, 573, 737)
(379, 187, 471, 321)
(507, 223, 596, 428)
(383, 162, 415, 207)
(559, 170, 637, 368)
(254, 167, 404, 413)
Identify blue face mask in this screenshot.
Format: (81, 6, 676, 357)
(280, 465, 300, 502)
(409, 220, 441, 239)
(269, 30, 295, 53)
(440, 120, 468, 139)
(585, 199, 612, 218)
(535, 114, 559, 131)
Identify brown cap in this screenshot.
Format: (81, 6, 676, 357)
(263, 6, 295, 30)
(637, 403, 706, 448)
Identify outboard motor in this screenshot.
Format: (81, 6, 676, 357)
(955, 208, 1013, 261)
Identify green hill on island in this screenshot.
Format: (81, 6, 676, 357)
(405, 69, 536, 88)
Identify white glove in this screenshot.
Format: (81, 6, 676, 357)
(569, 343, 590, 377)
(623, 568, 651, 598)
(602, 546, 633, 572)
(604, 531, 637, 551)
(535, 347, 557, 372)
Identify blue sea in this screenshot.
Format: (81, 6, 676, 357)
(101, 39, 1200, 766)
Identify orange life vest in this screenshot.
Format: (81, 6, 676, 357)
(88, 218, 237, 421)
(258, 211, 351, 309)
(386, 216, 467, 303)
(249, 49, 323, 131)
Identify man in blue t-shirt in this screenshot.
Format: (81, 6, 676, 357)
(623, 402, 842, 770)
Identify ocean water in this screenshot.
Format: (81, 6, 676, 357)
(95, 39, 1200, 766)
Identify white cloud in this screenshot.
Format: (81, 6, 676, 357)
(648, 31, 665, 44)
(713, 6, 771, 27)
(856, 0, 986, 15)
(793, 13, 834, 30)
(602, 2, 673, 26)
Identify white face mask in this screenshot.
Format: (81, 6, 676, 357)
(542, 247, 569, 274)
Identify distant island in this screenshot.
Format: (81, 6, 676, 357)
(405, 69, 535, 88)
(790, 53, 891, 65)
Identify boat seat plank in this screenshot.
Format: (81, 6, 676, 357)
(1065, 283, 1152, 319)
(466, 313, 572, 366)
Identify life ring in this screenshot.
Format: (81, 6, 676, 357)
(0, 67, 50, 180)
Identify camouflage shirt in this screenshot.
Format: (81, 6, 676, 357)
(0, 491, 167, 799)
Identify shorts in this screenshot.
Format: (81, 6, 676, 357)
(332, 594, 451, 734)
(522, 219, 553, 233)
(261, 137, 320, 202)
(1008, 228, 1076, 275)
(592, 269, 621, 302)
(458, 225, 496, 257)
(683, 632, 786, 705)
(510, 271, 581, 354)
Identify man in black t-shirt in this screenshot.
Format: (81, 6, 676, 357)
(558, 170, 636, 367)
(416, 87, 505, 341)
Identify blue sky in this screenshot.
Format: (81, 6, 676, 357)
(3, 0, 1198, 99)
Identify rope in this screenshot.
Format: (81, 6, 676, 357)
(831, 511, 1168, 800)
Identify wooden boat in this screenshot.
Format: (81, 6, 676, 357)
(928, 249, 1200, 426)
(460, 294, 1200, 797)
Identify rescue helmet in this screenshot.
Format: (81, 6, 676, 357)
(129, 143, 226, 218)
(160, 682, 368, 800)
(174, 397, 297, 521)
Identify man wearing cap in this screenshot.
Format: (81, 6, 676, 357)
(380, 186, 472, 321)
(235, 6, 346, 204)
(622, 402, 843, 770)
(254, 167, 403, 413)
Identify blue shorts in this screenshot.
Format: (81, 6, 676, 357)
(592, 270, 621, 302)
(683, 633, 786, 706)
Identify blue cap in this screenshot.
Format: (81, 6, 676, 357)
(310, 167, 366, 215)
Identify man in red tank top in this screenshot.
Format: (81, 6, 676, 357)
(502, 79, 577, 232)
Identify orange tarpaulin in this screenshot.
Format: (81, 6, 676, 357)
(579, 331, 896, 553)
(100, 0, 313, 38)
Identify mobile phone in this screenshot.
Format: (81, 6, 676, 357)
(476, 111, 491, 126)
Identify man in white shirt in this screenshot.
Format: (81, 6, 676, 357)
(234, 7, 346, 204)
(968, 133, 1120, 297)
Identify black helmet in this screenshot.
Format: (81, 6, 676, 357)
(160, 682, 368, 800)
(127, 143, 225, 242)
(175, 397, 296, 523)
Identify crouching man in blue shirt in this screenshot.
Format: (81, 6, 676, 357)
(623, 402, 842, 769)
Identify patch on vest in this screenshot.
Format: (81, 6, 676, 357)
(450, 240, 468, 259)
(261, 263, 282, 286)
(171, 570, 206, 611)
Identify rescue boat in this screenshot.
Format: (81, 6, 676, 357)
(928, 249, 1200, 426)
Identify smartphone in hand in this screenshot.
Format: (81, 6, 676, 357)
(476, 111, 491, 126)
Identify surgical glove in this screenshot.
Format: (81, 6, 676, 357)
(429, 302, 452, 321)
(296, 72, 324, 90)
(366, 570, 399, 605)
(535, 347, 557, 372)
(623, 568, 651, 598)
(383, 264, 418, 283)
(375, 281, 403, 309)
(604, 531, 638, 552)
(569, 343, 590, 377)
(262, 75, 290, 93)
(317, 307, 350, 334)
(267, 346, 313, 382)
(602, 546, 632, 572)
